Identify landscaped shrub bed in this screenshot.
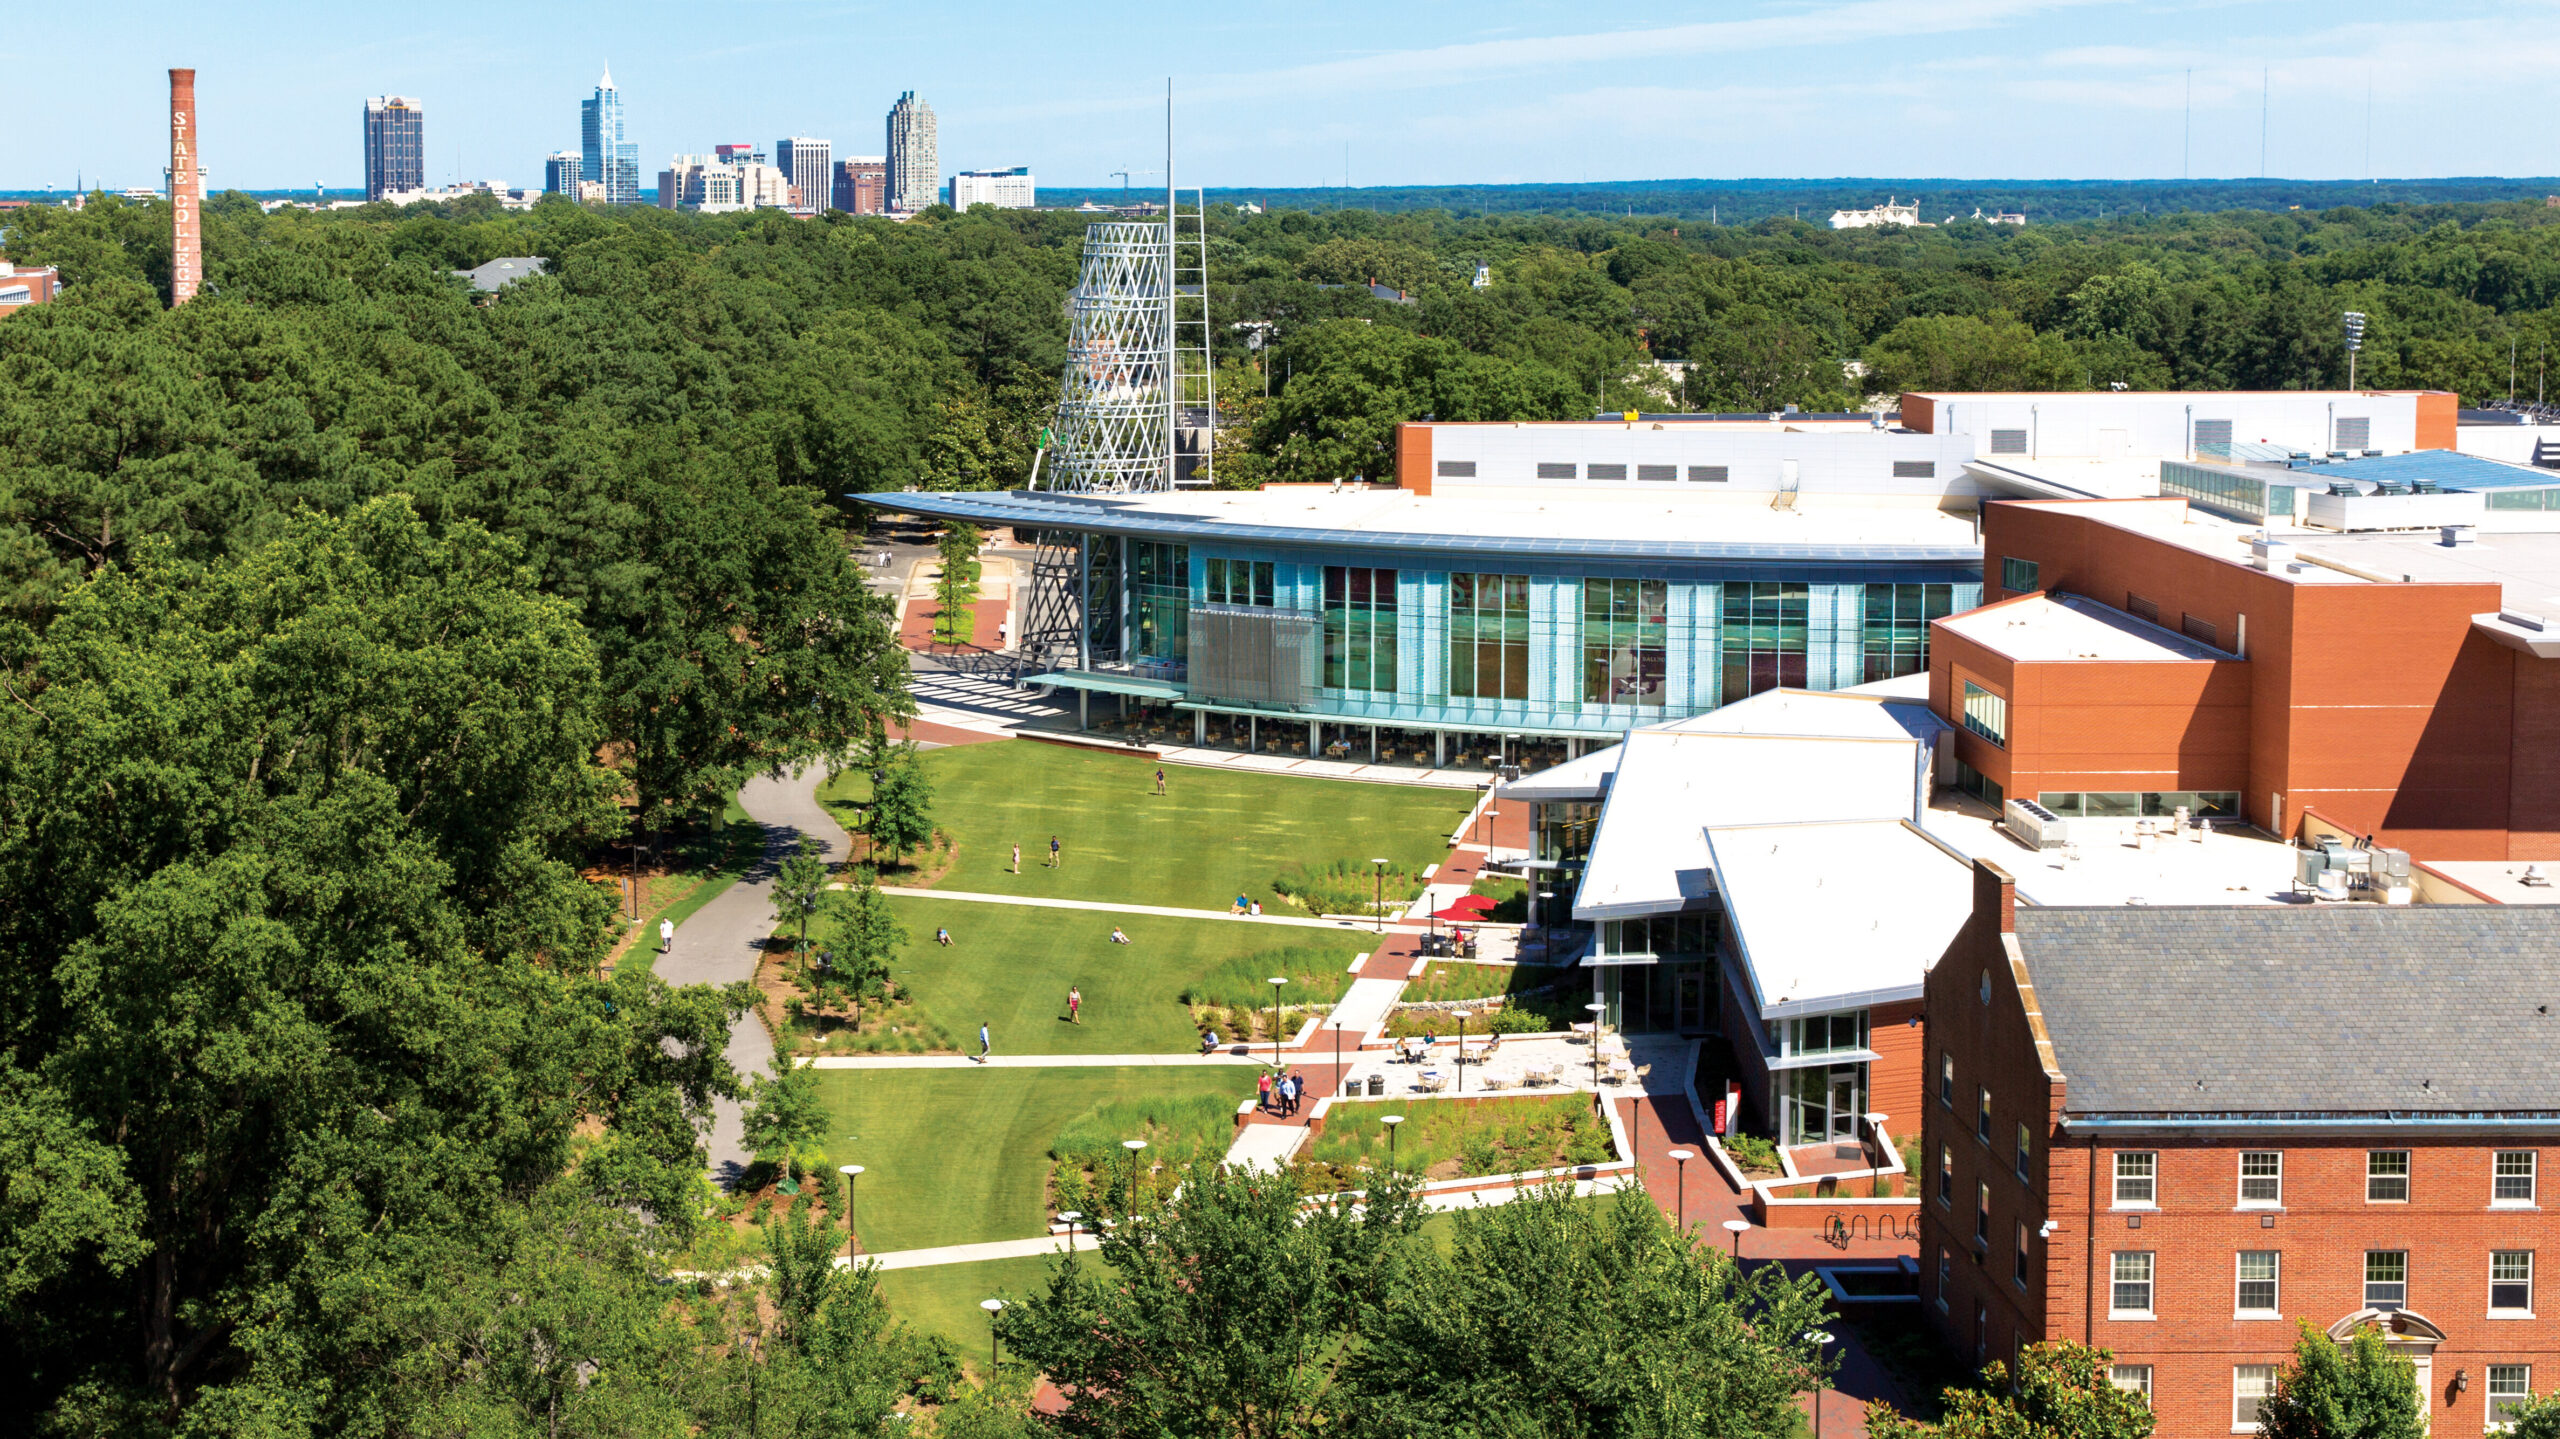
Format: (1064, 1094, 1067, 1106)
(1177, 946, 1360, 1010)
(1381, 994, 1581, 1039)
(1398, 960, 1568, 1007)
(1301, 1094, 1614, 1182)
(1271, 857, 1426, 917)
(1046, 1092, 1240, 1218)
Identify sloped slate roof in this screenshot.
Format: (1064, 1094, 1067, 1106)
(2016, 906, 2560, 1115)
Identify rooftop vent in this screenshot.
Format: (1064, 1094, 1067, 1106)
(2443, 525, 2479, 547)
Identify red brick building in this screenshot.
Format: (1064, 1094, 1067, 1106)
(0, 261, 61, 315)
(1922, 868, 2560, 1435)
(1935, 492, 2560, 861)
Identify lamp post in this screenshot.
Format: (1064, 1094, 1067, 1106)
(1381, 1114, 1405, 1173)
(838, 1164, 864, 1253)
(1451, 1010, 1473, 1093)
(1058, 1209, 1082, 1252)
(1268, 976, 1287, 1071)
(1805, 1329, 1834, 1439)
(1666, 1149, 1693, 1233)
(1371, 858, 1388, 934)
(982, 1298, 1007, 1373)
(1585, 1000, 1607, 1094)
(1723, 1217, 1751, 1262)
(1122, 1138, 1148, 1218)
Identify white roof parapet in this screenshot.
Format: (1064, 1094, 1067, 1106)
(1707, 819, 1975, 1019)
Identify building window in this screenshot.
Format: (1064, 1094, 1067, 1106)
(1536, 462, 1576, 480)
(1581, 577, 1667, 708)
(1718, 581, 1808, 700)
(2368, 1150, 2411, 1203)
(1435, 460, 1477, 478)
(2237, 1251, 2280, 1314)
(1861, 582, 1956, 684)
(1688, 465, 1729, 483)
(1975, 1302, 1989, 1365)
(1586, 463, 1628, 481)
(2110, 1365, 2153, 1404)
(1937, 1247, 1952, 1313)
(2365, 1250, 2408, 1310)
(2111, 1252, 2155, 1317)
(2492, 1251, 2534, 1314)
(2239, 1151, 2283, 1207)
(2495, 1151, 2538, 1205)
(1205, 557, 1275, 608)
(1893, 459, 1938, 479)
(1941, 1053, 1954, 1108)
(2016, 1124, 2033, 1184)
(1990, 429, 2028, 455)
(1448, 573, 1531, 701)
(1774, 1011, 1868, 1057)
(1999, 556, 2039, 592)
(1977, 1086, 1993, 1144)
(2114, 1152, 2157, 1207)
(1131, 541, 1191, 661)
(2234, 1365, 2276, 1429)
(1939, 1144, 1953, 1205)
(2015, 1221, 2031, 1287)
(2126, 592, 2160, 623)
(2180, 613, 2220, 649)
(2491, 1366, 2531, 1428)
(1322, 567, 1398, 693)
(1962, 681, 2008, 747)
(1976, 1182, 1991, 1245)
(1637, 464, 1677, 482)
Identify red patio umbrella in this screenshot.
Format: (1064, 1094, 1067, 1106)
(1450, 894, 1498, 913)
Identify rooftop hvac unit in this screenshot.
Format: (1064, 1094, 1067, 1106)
(2003, 798, 2068, 850)
(2372, 846, 2412, 881)
(2296, 847, 2328, 888)
(2442, 524, 2477, 546)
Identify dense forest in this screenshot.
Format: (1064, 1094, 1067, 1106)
(7, 186, 2560, 1432)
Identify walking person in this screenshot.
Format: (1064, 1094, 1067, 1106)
(659, 917, 675, 954)
(1067, 986, 1082, 1024)
(1049, 835, 1062, 869)
(1011, 842, 1021, 875)
(1283, 1071, 1301, 1116)
(978, 1022, 992, 1063)
(1154, 767, 1166, 796)
(1256, 1070, 1273, 1114)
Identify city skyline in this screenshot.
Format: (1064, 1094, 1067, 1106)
(1, 0, 2556, 193)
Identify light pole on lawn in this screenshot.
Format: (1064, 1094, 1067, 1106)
(838, 1164, 864, 1253)
(982, 1298, 1007, 1374)
(1804, 1329, 1835, 1439)
(1585, 1000, 1607, 1095)
(1381, 1113, 1405, 1173)
(1058, 1209, 1082, 1252)
(1451, 1010, 1474, 1093)
(1723, 1217, 1751, 1262)
(1666, 1149, 1693, 1235)
(1371, 858, 1388, 934)
(1121, 1138, 1148, 1219)
(1268, 975, 1287, 1071)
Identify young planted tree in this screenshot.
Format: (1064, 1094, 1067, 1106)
(826, 867, 905, 1023)
(1866, 1340, 2154, 1439)
(864, 743, 937, 868)
(740, 1054, 831, 1182)
(933, 522, 984, 646)
(2255, 1321, 2426, 1439)
(769, 835, 839, 971)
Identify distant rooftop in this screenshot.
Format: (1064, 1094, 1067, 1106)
(453, 256, 546, 291)
(1921, 790, 2304, 908)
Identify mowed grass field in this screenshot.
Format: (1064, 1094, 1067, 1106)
(881, 894, 1362, 1056)
(814, 1066, 1255, 1254)
(821, 741, 1470, 912)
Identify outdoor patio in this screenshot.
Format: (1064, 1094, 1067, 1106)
(1315, 1031, 1685, 1101)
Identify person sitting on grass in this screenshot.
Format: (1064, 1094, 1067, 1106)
(1200, 1027, 1223, 1055)
(1231, 893, 1249, 916)
(1110, 925, 1130, 945)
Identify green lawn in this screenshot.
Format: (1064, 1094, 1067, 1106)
(877, 1253, 1066, 1364)
(814, 1066, 1255, 1253)
(821, 742, 1470, 912)
(869, 895, 1362, 1056)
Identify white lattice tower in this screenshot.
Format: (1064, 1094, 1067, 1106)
(1043, 221, 1174, 494)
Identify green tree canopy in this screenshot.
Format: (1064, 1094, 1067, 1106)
(1867, 1340, 2155, 1439)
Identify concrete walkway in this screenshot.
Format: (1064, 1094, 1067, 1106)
(843, 1231, 1099, 1272)
(878, 885, 1371, 931)
(1224, 1122, 1308, 1173)
(664, 764, 848, 1187)
(1326, 975, 1407, 1036)
(800, 1052, 1273, 1070)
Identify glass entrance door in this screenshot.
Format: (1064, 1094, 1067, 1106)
(1829, 1073, 1861, 1142)
(1674, 967, 1706, 1032)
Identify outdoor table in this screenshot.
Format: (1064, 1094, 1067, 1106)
(1420, 1070, 1448, 1093)
(1570, 1022, 1596, 1042)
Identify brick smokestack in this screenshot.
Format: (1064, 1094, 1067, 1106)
(169, 68, 200, 305)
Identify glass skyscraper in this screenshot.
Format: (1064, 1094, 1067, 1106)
(363, 96, 424, 201)
(580, 68, 639, 205)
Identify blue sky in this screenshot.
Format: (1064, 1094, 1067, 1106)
(3, 0, 2549, 192)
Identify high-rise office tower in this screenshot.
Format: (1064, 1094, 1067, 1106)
(544, 151, 582, 195)
(885, 92, 936, 212)
(364, 96, 425, 201)
(580, 67, 639, 205)
(833, 156, 886, 215)
(775, 137, 830, 212)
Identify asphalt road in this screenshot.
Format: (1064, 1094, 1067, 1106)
(661, 764, 851, 1186)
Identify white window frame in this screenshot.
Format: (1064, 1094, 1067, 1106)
(2234, 1364, 2277, 1432)
(2238, 1150, 2282, 1208)
(2114, 1151, 2157, 1209)
(2490, 1364, 2530, 1431)
(2367, 1149, 2410, 1203)
(2236, 1250, 2280, 1316)
(2494, 1150, 2538, 1207)
(2110, 1364, 2153, 1405)
(1941, 1052, 1954, 1107)
(2365, 1249, 2408, 1310)
(2491, 1250, 2534, 1317)
(1977, 1085, 1993, 1144)
(2110, 1251, 2156, 1320)
(1939, 1143, 1953, 1206)
(1977, 1180, 1992, 1248)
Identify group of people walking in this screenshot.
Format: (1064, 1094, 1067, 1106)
(1257, 1067, 1305, 1116)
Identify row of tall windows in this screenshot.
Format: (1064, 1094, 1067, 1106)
(1131, 541, 1189, 661)
(1581, 578, 1668, 707)
(2102, 1246, 2532, 1319)
(1205, 557, 1275, 608)
(1720, 581, 1808, 700)
(2109, 1148, 2538, 1208)
(1321, 566, 1398, 693)
(1448, 572, 1532, 700)
(2097, 1361, 2536, 1429)
(1862, 583, 1956, 683)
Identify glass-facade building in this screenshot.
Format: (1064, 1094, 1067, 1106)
(580, 71, 640, 205)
